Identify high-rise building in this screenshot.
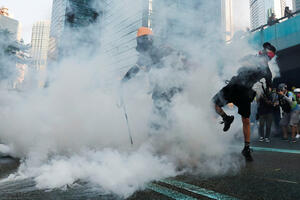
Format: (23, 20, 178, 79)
(293, 0, 300, 11)
(100, 0, 223, 75)
(151, 0, 223, 42)
(47, 0, 67, 62)
(0, 8, 21, 41)
(250, 0, 287, 30)
(284, 0, 294, 11)
(222, 0, 234, 41)
(0, 7, 28, 89)
(48, 0, 100, 62)
(31, 21, 50, 71)
(99, 0, 148, 73)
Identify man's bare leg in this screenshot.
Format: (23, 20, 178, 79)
(282, 126, 288, 140)
(241, 117, 253, 161)
(291, 126, 297, 142)
(242, 117, 251, 143)
(215, 105, 226, 117)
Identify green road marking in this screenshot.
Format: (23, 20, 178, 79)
(252, 146, 300, 154)
(253, 176, 298, 184)
(161, 179, 239, 200)
(146, 183, 197, 200)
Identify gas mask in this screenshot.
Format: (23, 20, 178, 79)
(136, 35, 153, 53)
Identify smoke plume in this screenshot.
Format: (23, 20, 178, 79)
(0, 0, 277, 198)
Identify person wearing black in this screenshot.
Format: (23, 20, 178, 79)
(267, 13, 278, 26)
(271, 88, 281, 137)
(212, 42, 276, 161)
(122, 27, 187, 132)
(284, 7, 294, 18)
(257, 87, 274, 143)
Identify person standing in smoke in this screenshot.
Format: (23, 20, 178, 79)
(212, 42, 277, 161)
(257, 86, 275, 143)
(122, 27, 187, 132)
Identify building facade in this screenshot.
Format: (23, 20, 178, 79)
(0, 8, 29, 89)
(48, 0, 67, 62)
(250, 0, 287, 29)
(48, 0, 100, 62)
(99, 0, 224, 76)
(222, 0, 234, 41)
(294, 0, 300, 11)
(31, 21, 50, 71)
(0, 13, 21, 41)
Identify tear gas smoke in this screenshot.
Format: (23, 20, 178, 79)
(0, 0, 279, 198)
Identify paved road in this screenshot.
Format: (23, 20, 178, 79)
(132, 138, 300, 200)
(0, 156, 19, 179)
(0, 138, 299, 200)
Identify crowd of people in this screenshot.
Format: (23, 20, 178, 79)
(252, 84, 300, 143)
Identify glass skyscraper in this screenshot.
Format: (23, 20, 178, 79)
(48, 0, 100, 62)
(31, 21, 51, 71)
(99, 0, 223, 77)
(65, 0, 99, 28)
(294, 0, 300, 11)
(250, 0, 287, 29)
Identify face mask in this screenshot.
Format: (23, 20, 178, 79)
(267, 51, 275, 59)
(259, 49, 275, 60)
(136, 35, 153, 52)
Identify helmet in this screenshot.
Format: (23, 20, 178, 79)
(294, 88, 300, 93)
(137, 27, 153, 37)
(278, 83, 287, 91)
(136, 27, 153, 52)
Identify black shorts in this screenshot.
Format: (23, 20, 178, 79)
(213, 84, 256, 118)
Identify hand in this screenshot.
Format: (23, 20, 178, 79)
(278, 91, 284, 96)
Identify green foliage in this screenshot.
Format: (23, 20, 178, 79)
(0, 29, 29, 81)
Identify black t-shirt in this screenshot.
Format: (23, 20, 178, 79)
(229, 55, 272, 89)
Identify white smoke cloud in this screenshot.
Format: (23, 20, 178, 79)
(0, 0, 277, 198)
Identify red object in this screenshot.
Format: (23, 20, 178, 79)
(258, 50, 275, 59)
(267, 51, 275, 59)
(137, 27, 153, 37)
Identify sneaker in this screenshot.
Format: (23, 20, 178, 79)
(265, 138, 270, 143)
(259, 137, 264, 142)
(242, 147, 253, 162)
(291, 138, 297, 143)
(296, 134, 300, 139)
(221, 115, 234, 132)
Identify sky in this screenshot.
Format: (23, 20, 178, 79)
(232, 0, 250, 31)
(0, 0, 250, 44)
(0, 0, 53, 44)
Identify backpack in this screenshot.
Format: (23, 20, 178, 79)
(279, 95, 291, 113)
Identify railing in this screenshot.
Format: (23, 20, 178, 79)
(251, 10, 300, 33)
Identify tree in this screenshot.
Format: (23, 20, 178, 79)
(0, 29, 30, 86)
